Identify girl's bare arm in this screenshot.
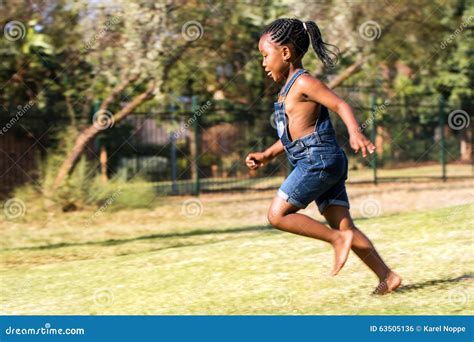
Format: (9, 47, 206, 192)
(297, 75, 376, 157)
(245, 139, 284, 170)
(263, 139, 285, 160)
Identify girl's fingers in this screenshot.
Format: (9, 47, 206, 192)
(360, 144, 367, 157)
(367, 142, 376, 154)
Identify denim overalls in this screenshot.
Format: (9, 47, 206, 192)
(274, 68, 350, 213)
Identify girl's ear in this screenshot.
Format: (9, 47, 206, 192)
(280, 45, 292, 62)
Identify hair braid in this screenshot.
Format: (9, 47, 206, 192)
(262, 18, 339, 68)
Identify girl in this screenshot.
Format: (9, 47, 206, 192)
(245, 18, 401, 294)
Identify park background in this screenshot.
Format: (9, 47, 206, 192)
(0, 0, 472, 314)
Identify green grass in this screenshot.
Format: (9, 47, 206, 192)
(0, 201, 472, 315)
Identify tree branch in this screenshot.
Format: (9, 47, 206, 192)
(99, 73, 140, 111)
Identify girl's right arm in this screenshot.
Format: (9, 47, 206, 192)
(245, 139, 284, 170)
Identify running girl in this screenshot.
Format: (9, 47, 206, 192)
(245, 18, 401, 294)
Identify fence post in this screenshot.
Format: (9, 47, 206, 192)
(169, 101, 178, 195)
(439, 95, 447, 181)
(370, 93, 378, 185)
(192, 95, 201, 195)
(170, 132, 178, 194)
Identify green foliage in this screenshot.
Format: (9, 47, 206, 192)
(13, 125, 156, 212)
(2, 0, 472, 203)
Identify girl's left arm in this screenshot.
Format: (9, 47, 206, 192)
(298, 75, 376, 157)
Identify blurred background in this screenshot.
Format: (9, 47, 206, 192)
(0, 0, 472, 315)
(1, 0, 472, 206)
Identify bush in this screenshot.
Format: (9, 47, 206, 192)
(12, 126, 158, 213)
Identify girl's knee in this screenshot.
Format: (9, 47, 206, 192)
(267, 210, 279, 227)
(267, 209, 284, 228)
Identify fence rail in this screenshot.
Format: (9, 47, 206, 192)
(1, 92, 472, 197)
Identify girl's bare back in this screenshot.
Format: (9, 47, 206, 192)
(278, 75, 326, 142)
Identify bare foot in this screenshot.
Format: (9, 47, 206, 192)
(330, 229, 353, 276)
(373, 271, 402, 295)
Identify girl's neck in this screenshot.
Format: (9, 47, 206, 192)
(284, 62, 304, 81)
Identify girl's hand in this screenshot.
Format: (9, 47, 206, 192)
(245, 152, 269, 170)
(349, 131, 376, 157)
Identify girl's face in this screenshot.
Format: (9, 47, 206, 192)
(258, 34, 290, 83)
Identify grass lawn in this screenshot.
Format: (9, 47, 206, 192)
(0, 201, 472, 315)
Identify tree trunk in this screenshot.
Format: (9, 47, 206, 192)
(375, 126, 387, 156)
(189, 128, 198, 182)
(100, 144, 108, 183)
(52, 80, 156, 189)
(460, 127, 472, 162)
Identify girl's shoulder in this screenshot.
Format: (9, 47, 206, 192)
(298, 71, 322, 84)
(294, 72, 326, 94)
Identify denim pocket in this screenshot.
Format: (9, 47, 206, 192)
(314, 151, 346, 181)
(309, 146, 339, 163)
(287, 143, 309, 160)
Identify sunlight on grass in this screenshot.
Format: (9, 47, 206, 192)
(0, 202, 472, 315)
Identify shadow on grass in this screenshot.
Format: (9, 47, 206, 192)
(1, 214, 383, 253)
(396, 273, 473, 293)
(2, 225, 276, 252)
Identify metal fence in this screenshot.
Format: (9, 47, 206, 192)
(1, 92, 472, 197)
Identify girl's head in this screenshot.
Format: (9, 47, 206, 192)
(258, 18, 339, 82)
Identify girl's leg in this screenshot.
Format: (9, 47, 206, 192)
(267, 196, 353, 276)
(322, 205, 401, 294)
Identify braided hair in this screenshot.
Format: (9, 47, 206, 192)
(262, 18, 339, 68)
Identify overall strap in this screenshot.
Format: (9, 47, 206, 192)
(279, 69, 307, 99)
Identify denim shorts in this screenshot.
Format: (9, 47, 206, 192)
(277, 130, 350, 214)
